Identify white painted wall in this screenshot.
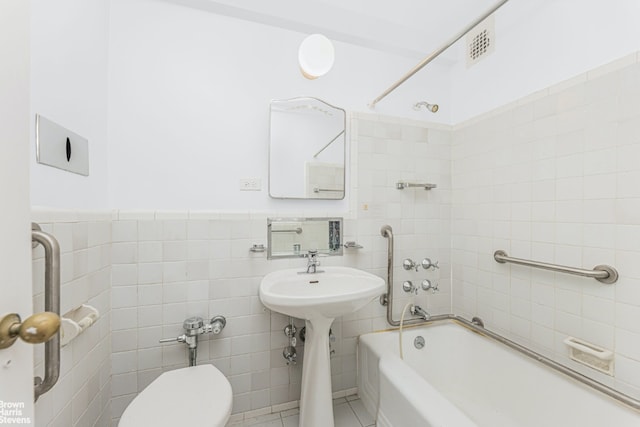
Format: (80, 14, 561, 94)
(107, 0, 451, 210)
(451, 0, 640, 123)
(30, 0, 110, 209)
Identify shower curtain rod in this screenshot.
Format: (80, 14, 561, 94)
(369, 0, 510, 108)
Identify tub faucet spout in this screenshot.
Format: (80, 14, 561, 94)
(410, 304, 430, 320)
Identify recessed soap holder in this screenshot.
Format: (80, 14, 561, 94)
(564, 336, 614, 376)
(60, 304, 100, 347)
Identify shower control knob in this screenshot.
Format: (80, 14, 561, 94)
(403, 258, 419, 271)
(421, 258, 439, 270)
(421, 280, 439, 293)
(402, 281, 418, 294)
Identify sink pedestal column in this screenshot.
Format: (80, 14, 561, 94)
(299, 316, 334, 427)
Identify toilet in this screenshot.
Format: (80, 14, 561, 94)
(119, 364, 232, 427)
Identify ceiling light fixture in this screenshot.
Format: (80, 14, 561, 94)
(298, 34, 335, 80)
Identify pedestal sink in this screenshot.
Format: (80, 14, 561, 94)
(259, 267, 385, 427)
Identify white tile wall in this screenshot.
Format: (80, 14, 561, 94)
(451, 54, 640, 399)
(31, 212, 112, 427)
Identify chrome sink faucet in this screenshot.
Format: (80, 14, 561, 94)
(306, 250, 321, 273)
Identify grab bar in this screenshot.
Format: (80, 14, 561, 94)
(271, 228, 303, 234)
(494, 250, 618, 284)
(31, 223, 61, 401)
(396, 182, 437, 190)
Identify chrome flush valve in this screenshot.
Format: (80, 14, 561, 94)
(159, 315, 227, 366)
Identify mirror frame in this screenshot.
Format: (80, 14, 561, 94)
(268, 97, 346, 200)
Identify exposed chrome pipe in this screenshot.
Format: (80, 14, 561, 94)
(369, 0, 510, 108)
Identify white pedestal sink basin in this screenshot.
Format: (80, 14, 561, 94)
(259, 267, 385, 427)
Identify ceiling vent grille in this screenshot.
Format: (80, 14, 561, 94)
(466, 15, 495, 67)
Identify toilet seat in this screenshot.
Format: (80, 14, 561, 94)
(119, 364, 232, 427)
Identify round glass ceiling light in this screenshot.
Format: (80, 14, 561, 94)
(298, 34, 335, 80)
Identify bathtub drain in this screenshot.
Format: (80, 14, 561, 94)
(414, 336, 425, 349)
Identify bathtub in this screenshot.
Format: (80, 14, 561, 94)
(358, 320, 640, 427)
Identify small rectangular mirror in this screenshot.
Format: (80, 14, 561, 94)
(267, 217, 343, 259)
(269, 97, 346, 199)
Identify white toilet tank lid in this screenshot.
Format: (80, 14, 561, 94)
(119, 364, 232, 427)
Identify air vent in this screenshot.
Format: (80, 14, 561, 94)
(466, 15, 495, 67)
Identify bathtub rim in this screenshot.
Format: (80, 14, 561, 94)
(361, 314, 640, 413)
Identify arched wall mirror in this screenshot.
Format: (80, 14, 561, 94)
(269, 97, 346, 199)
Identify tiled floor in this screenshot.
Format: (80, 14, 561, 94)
(228, 397, 376, 427)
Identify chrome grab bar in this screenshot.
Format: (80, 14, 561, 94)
(396, 182, 437, 190)
(494, 250, 618, 284)
(31, 223, 61, 401)
(271, 228, 303, 234)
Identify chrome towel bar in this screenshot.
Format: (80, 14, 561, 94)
(494, 250, 618, 284)
(396, 182, 437, 190)
(313, 187, 342, 193)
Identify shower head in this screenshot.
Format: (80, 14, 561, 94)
(413, 101, 439, 113)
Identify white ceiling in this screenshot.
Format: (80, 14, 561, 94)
(165, 0, 501, 61)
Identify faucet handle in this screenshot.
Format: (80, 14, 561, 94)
(208, 315, 226, 334)
(159, 334, 186, 344)
(402, 280, 418, 294)
(421, 279, 439, 294)
(402, 258, 418, 271)
(421, 258, 439, 270)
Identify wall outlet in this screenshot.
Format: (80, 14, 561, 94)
(239, 178, 261, 191)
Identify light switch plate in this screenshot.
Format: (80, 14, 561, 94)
(36, 114, 89, 176)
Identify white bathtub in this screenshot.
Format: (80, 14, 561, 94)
(358, 321, 640, 427)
